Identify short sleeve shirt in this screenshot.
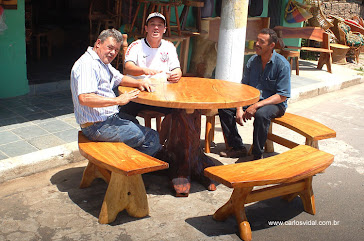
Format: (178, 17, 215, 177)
(242, 50, 291, 109)
(124, 38, 180, 79)
(70, 47, 124, 124)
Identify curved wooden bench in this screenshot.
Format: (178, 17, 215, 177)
(265, 112, 336, 152)
(204, 145, 334, 241)
(78, 131, 168, 224)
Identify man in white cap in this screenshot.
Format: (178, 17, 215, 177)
(120, 12, 182, 117)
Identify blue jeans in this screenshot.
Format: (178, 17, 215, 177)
(218, 104, 285, 157)
(81, 113, 161, 157)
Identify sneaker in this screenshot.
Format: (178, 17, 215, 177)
(219, 146, 248, 158)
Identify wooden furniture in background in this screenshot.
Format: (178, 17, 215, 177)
(205, 145, 334, 241)
(330, 43, 350, 64)
(78, 131, 168, 224)
(274, 26, 333, 73)
(119, 77, 260, 196)
(149, 0, 182, 36)
(179, 0, 204, 33)
(88, 0, 118, 45)
(329, 15, 363, 64)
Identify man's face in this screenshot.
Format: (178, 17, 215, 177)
(255, 33, 274, 56)
(145, 17, 166, 40)
(94, 37, 121, 65)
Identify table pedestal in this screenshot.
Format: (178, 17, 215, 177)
(159, 109, 216, 197)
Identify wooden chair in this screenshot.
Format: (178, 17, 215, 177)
(274, 26, 333, 73)
(179, 0, 205, 33)
(89, 0, 117, 45)
(329, 15, 362, 64)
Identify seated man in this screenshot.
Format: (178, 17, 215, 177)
(71, 28, 161, 157)
(219, 28, 291, 160)
(120, 12, 183, 117)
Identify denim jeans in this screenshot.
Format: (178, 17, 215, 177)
(81, 113, 161, 157)
(218, 104, 285, 157)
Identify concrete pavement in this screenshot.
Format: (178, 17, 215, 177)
(0, 81, 363, 240)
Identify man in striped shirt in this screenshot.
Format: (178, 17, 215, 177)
(71, 29, 161, 157)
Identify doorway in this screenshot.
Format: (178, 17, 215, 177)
(25, 0, 90, 85)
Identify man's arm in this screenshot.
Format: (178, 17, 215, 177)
(124, 61, 162, 76)
(120, 74, 153, 92)
(78, 89, 140, 108)
(240, 94, 287, 124)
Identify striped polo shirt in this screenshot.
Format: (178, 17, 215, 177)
(71, 47, 123, 124)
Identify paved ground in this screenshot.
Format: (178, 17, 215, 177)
(0, 83, 363, 241)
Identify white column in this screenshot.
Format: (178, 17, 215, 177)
(215, 0, 249, 83)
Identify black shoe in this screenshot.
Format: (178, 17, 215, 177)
(219, 146, 248, 158)
(253, 154, 264, 160)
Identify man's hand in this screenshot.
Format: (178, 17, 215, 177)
(117, 89, 140, 106)
(235, 107, 245, 126)
(167, 68, 182, 83)
(143, 68, 162, 76)
(137, 80, 154, 92)
(242, 104, 258, 122)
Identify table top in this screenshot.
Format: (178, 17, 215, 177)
(118, 77, 260, 110)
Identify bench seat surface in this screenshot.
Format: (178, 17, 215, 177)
(273, 113, 336, 141)
(204, 145, 334, 188)
(78, 132, 168, 176)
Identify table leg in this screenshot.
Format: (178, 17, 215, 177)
(160, 109, 216, 196)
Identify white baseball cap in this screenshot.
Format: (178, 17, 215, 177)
(146, 12, 166, 24)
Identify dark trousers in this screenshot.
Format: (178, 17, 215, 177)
(218, 104, 285, 157)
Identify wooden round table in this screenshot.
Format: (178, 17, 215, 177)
(119, 77, 260, 196)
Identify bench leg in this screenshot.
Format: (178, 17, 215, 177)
(80, 161, 111, 188)
(317, 53, 332, 73)
(306, 138, 319, 149)
(265, 123, 274, 153)
(99, 172, 149, 224)
(298, 177, 315, 215)
(213, 187, 253, 241)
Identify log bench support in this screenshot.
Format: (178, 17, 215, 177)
(78, 131, 168, 224)
(205, 145, 334, 240)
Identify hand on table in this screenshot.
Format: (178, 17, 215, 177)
(167, 72, 181, 83)
(117, 89, 140, 105)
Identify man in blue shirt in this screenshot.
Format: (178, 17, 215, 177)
(219, 28, 291, 159)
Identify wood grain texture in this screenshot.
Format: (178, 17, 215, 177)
(78, 132, 168, 176)
(204, 145, 334, 188)
(272, 113, 336, 141)
(118, 77, 260, 110)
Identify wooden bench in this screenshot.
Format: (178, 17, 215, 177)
(273, 26, 334, 73)
(78, 131, 168, 224)
(265, 112, 336, 152)
(204, 145, 334, 241)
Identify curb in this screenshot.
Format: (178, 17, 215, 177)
(0, 142, 84, 183)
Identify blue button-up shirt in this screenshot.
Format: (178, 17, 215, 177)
(242, 50, 291, 109)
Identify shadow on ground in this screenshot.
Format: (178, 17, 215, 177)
(185, 196, 305, 237)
